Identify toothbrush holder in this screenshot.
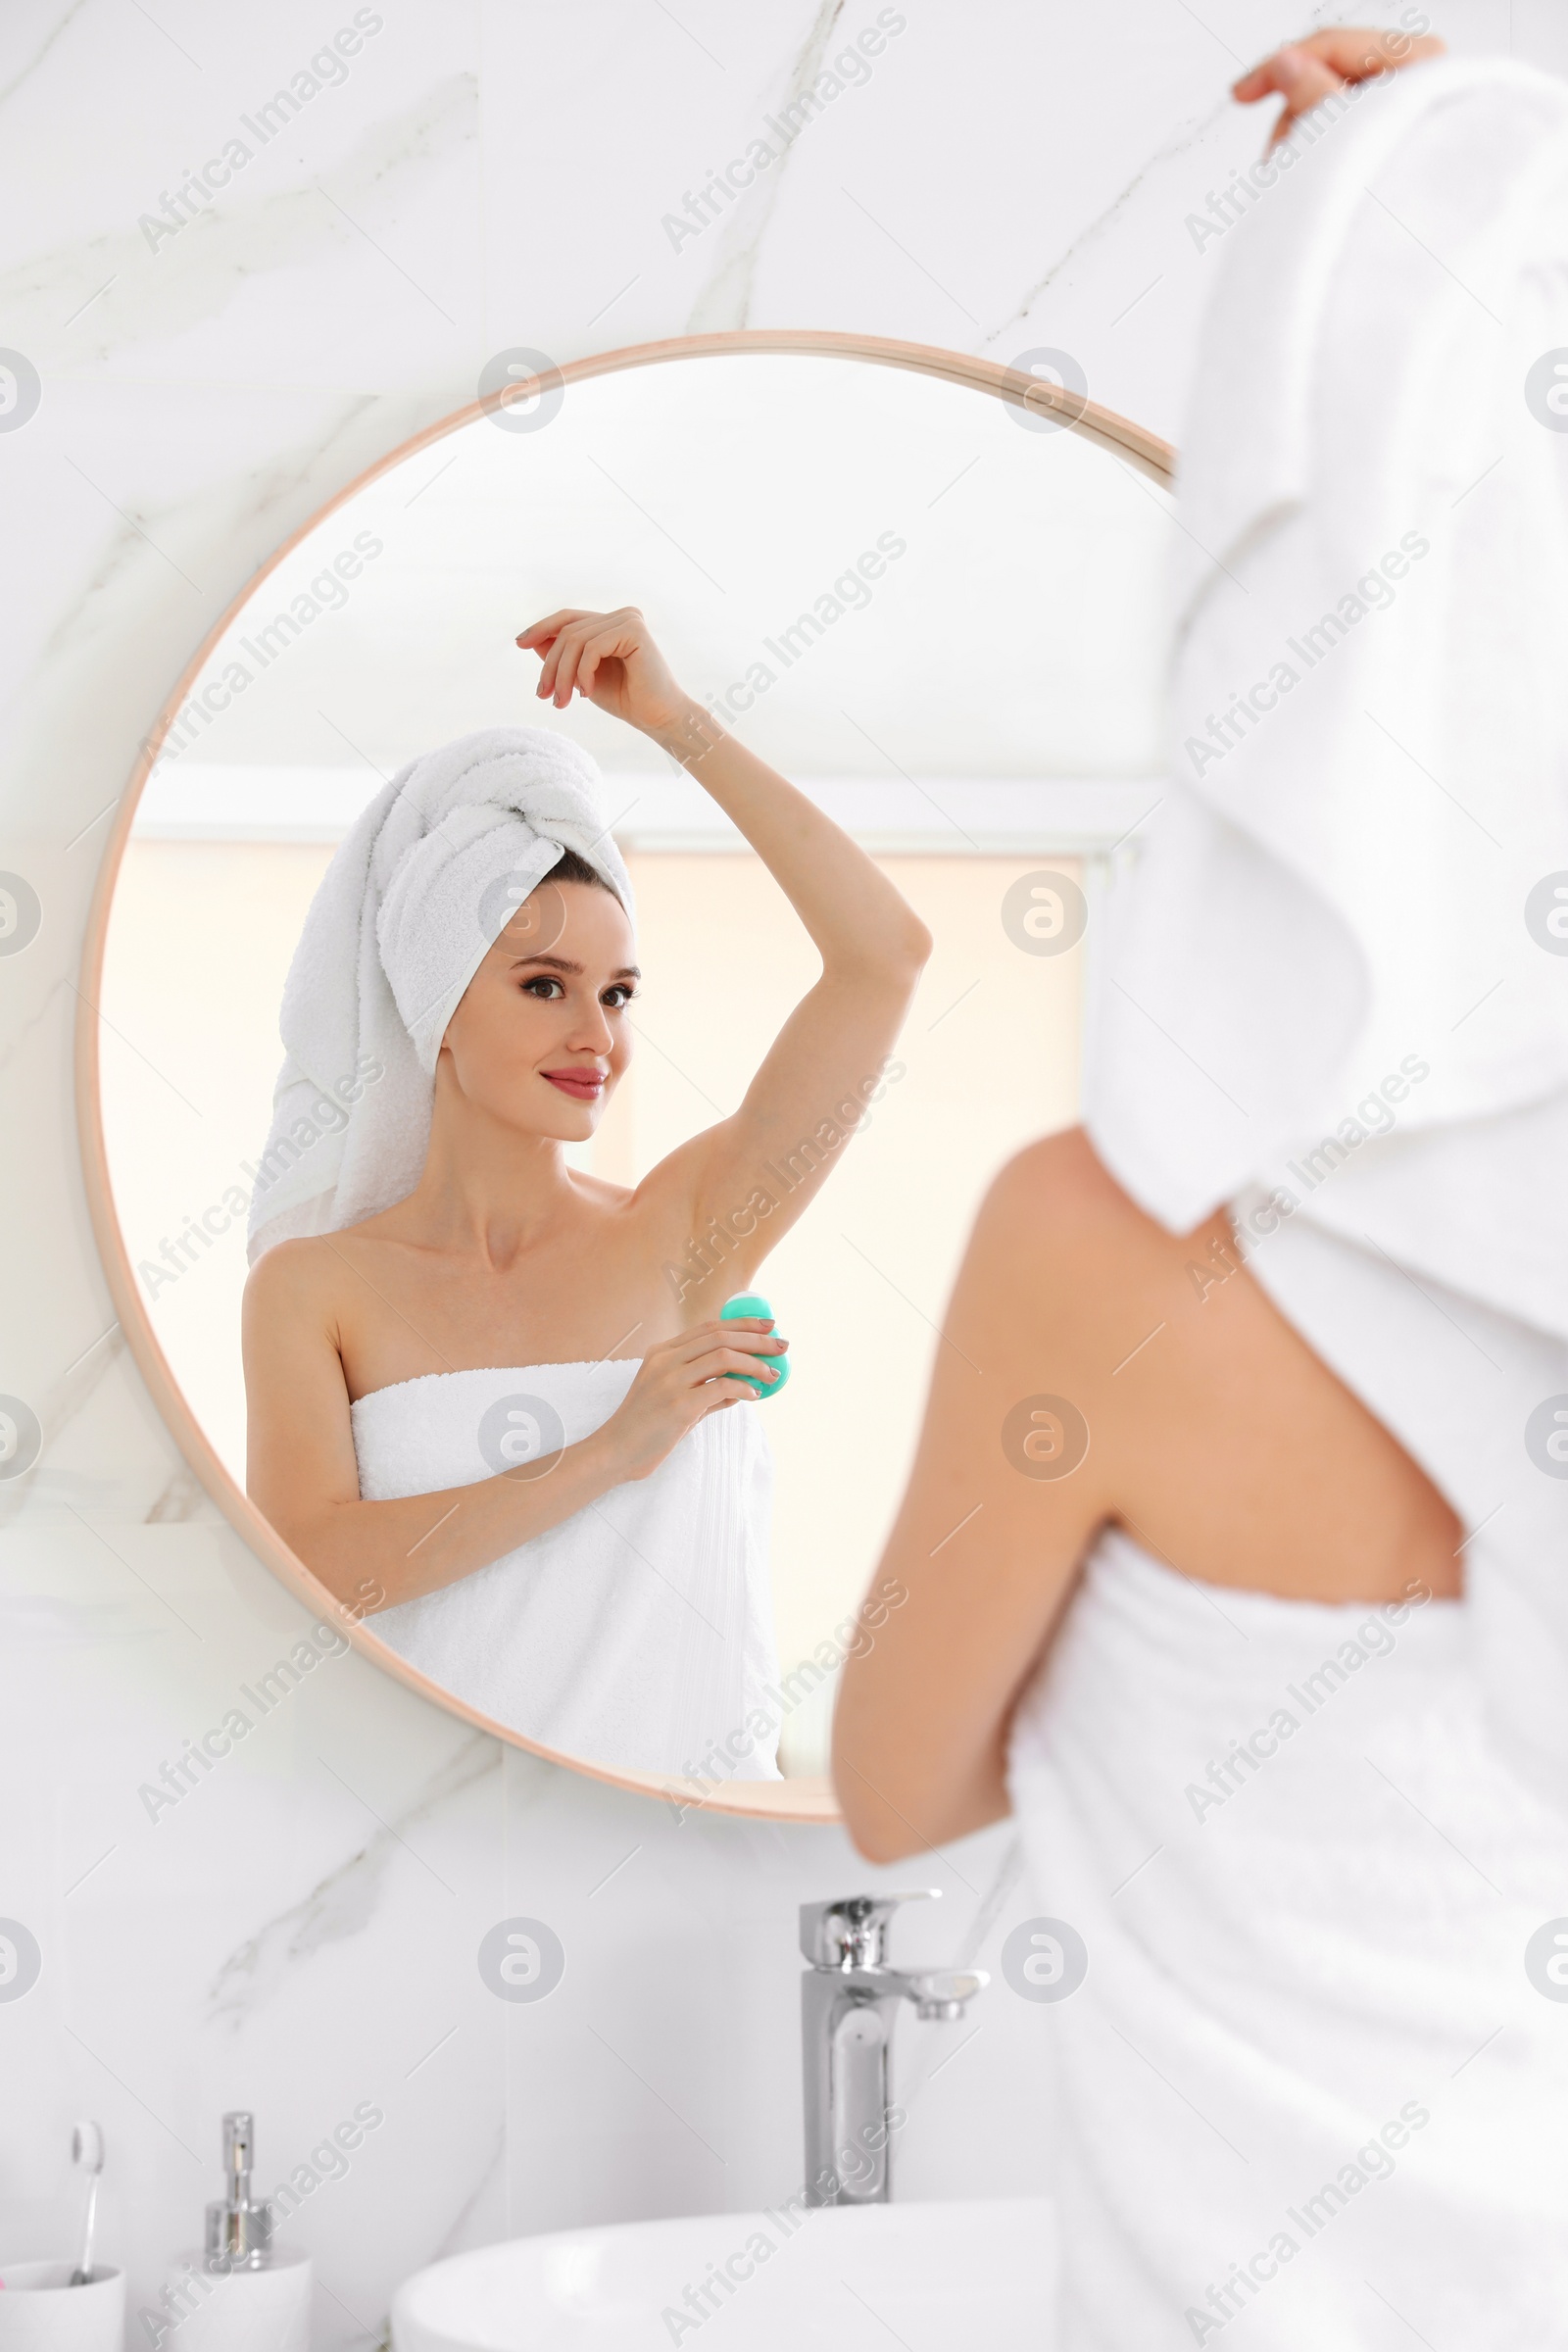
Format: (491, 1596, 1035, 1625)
(0, 2262, 125, 2352)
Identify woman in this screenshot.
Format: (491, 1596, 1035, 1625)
(243, 607, 930, 1778)
(838, 29, 1568, 2350)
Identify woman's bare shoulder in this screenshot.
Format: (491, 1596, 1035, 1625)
(927, 1128, 1178, 1407)
(976, 1126, 1182, 1280)
(241, 1234, 349, 1330)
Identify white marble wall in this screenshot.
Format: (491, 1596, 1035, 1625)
(2, 1, 1559, 2344)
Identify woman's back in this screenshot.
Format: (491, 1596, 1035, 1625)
(831, 1125, 1461, 1867)
(1019, 1129, 1464, 1608)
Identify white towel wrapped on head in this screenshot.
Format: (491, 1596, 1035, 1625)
(247, 727, 636, 1261)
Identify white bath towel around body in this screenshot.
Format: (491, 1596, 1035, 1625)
(1010, 1529, 1568, 2348)
(353, 1360, 782, 1781)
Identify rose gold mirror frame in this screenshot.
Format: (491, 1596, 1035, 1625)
(75, 327, 1175, 1825)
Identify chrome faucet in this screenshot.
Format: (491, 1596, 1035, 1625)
(800, 1889, 987, 2206)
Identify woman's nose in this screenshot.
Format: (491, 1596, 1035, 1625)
(566, 1000, 614, 1053)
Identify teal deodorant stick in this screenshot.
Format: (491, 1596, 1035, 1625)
(720, 1293, 790, 1398)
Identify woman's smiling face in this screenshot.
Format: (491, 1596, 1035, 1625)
(438, 878, 640, 1140)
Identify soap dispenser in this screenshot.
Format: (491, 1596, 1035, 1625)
(162, 2114, 312, 2352)
(207, 2111, 273, 2272)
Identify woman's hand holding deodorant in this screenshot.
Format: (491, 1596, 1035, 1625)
(720, 1294, 790, 1396)
(593, 1310, 788, 1484)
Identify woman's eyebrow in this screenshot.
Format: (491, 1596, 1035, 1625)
(509, 953, 643, 981)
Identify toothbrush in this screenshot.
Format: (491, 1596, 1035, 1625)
(69, 2122, 104, 2286)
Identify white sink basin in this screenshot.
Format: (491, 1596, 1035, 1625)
(392, 2197, 1054, 2350)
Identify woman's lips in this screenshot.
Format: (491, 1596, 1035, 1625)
(543, 1068, 605, 1101)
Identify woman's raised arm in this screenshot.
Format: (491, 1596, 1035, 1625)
(517, 606, 932, 1276)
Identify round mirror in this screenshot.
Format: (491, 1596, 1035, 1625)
(79, 332, 1174, 1817)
